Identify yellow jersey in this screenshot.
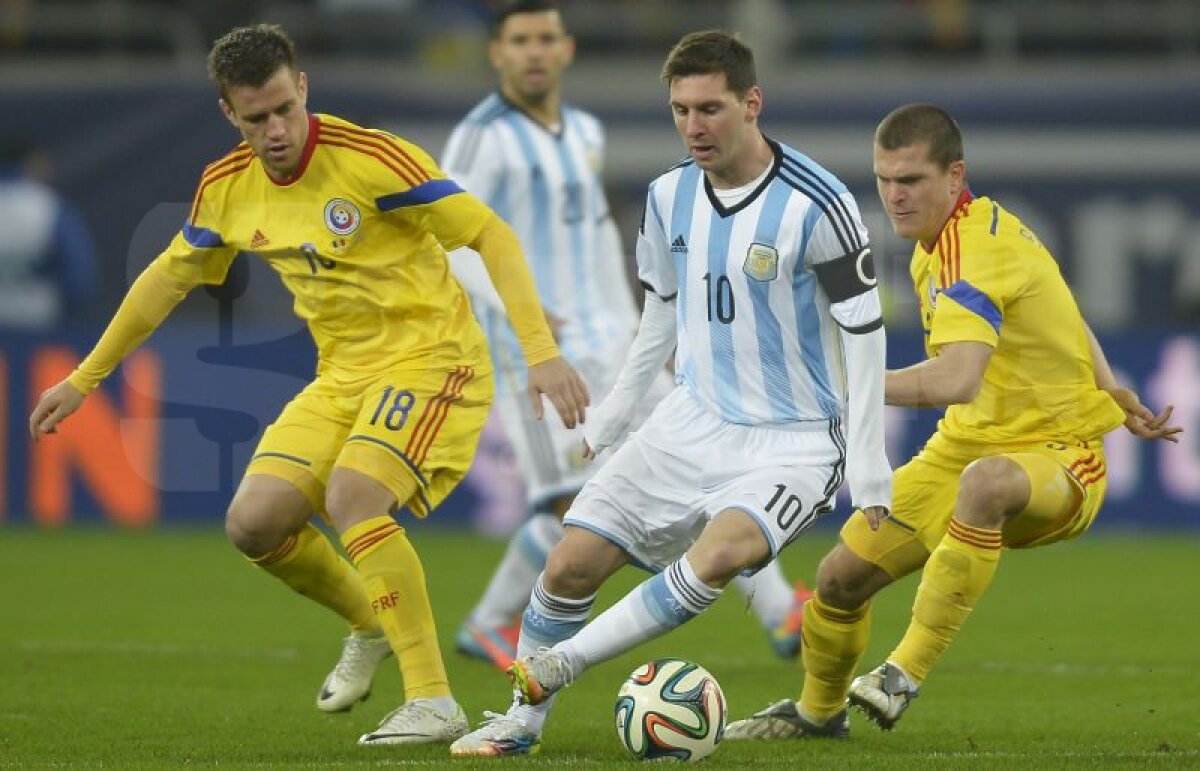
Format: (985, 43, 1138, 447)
(163, 113, 493, 378)
(911, 193, 1124, 450)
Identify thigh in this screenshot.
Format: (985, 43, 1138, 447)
(1002, 441, 1107, 549)
(838, 451, 962, 578)
(336, 363, 494, 517)
(699, 421, 845, 561)
(246, 379, 354, 512)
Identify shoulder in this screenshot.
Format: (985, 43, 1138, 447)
(196, 142, 255, 188)
(316, 114, 436, 187)
(954, 196, 1034, 261)
(564, 104, 603, 140)
(189, 141, 255, 221)
(775, 142, 851, 198)
(461, 93, 512, 128)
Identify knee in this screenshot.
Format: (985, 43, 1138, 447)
(814, 548, 880, 610)
(225, 498, 288, 558)
(687, 542, 753, 587)
(544, 530, 619, 598)
(957, 457, 1029, 527)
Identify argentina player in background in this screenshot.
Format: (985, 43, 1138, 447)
(450, 29, 892, 758)
(443, 0, 811, 672)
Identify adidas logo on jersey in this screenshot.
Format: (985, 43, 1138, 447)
(670, 235, 688, 253)
(249, 229, 270, 249)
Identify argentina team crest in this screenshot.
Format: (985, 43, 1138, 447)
(324, 198, 361, 236)
(743, 242, 779, 282)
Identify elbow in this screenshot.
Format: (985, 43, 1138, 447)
(945, 375, 982, 405)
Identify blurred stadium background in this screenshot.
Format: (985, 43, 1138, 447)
(2, 0, 1197, 532)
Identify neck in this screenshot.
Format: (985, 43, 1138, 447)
(502, 84, 561, 129)
(706, 131, 772, 189)
(921, 188, 971, 250)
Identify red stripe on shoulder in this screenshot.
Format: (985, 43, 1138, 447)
(317, 138, 421, 188)
(322, 124, 430, 185)
(951, 219, 962, 283)
(936, 233, 949, 288)
(202, 145, 253, 181)
(190, 156, 255, 223)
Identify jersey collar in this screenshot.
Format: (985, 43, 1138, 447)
(921, 187, 973, 253)
(268, 113, 320, 187)
(703, 135, 782, 218)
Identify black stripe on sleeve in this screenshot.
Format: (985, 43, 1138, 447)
(839, 316, 884, 335)
(639, 280, 677, 302)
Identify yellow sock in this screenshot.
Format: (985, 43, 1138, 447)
(251, 523, 378, 633)
(341, 516, 450, 701)
(890, 518, 1002, 685)
(798, 595, 871, 721)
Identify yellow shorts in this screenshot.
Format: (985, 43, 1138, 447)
(841, 436, 1109, 578)
(245, 362, 493, 517)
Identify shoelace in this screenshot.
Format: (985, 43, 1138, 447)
(532, 647, 575, 688)
(333, 635, 377, 680)
(377, 701, 437, 731)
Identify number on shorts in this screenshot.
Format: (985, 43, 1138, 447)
(765, 483, 805, 530)
(369, 386, 416, 431)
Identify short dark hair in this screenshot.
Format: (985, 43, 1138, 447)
(207, 24, 297, 102)
(661, 30, 756, 98)
(491, 0, 564, 38)
(875, 103, 964, 170)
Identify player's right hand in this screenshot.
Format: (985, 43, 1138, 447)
(29, 379, 86, 441)
(527, 356, 590, 429)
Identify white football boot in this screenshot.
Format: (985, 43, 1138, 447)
(358, 699, 469, 746)
(849, 661, 919, 729)
(449, 709, 542, 757)
(315, 631, 392, 713)
(724, 699, 849, 740)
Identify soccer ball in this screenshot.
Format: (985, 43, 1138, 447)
(614, 659, 726, 762)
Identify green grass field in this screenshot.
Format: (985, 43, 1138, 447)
(2, 528, 1198, 768)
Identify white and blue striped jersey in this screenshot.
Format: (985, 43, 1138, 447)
(443, 93, 637, 388)
(638, 140, 881, 426)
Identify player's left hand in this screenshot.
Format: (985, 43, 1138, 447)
(527, 356, 590, 429)
(1110, 387, 1182, 443)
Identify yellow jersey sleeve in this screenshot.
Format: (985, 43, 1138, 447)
(928, 217, 1028, 354)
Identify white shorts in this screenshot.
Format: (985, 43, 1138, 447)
(493, 350, 671, 510)
(564, 386, 845, 572)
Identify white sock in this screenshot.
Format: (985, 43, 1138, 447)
(471, 515, 564, 628)
(556, 555, 721, 675)
(510, 573, 593, 733)
(732, 559, 794, 629)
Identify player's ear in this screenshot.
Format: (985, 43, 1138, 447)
(948, 159, 966, 194)
(218, 98, 238, 128)
(296, 71, 308, 105)
(743, 85, 763, 122)
(562, 34, 576, 66)
(488, 38, 503, 70)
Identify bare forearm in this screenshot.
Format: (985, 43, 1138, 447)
(886, 358, 969, 408)
(1084, 322, 1119, 392)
